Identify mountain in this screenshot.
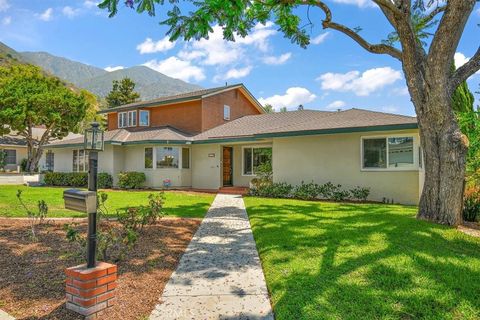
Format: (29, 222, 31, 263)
(0, 42, 25, 66)
(21, 51, 106, 83)
(9, 48, 202, 101)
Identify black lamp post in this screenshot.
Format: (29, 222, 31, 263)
(84, 122, 104, 268)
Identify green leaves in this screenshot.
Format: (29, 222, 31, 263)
(105, 77, 140, 108)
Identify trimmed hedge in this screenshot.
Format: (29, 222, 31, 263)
(44, 172, 113, 189)
(118, 171, 146, 189)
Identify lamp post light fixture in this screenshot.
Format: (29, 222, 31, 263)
(84, 122, 104, 268)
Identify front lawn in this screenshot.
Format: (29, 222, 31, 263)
(245, 197, 480, 320)
(0, 185, 215, 218)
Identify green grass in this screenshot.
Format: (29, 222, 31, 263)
(244, 197, 480, 320)
(0, 185, 215, 218)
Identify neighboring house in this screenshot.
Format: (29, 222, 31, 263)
(46, 83, 423, 204)
(0, 128, 81, 172)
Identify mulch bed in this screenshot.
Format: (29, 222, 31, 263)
(0, 218, 201, 319)
(458, 221, 480, 238)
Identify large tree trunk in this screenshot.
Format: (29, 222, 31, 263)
(415, 91, 468, 226)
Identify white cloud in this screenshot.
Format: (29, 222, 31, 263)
(84, 0, 99, 9)
(332, 0, 376, 8)
(62, 6, 80, 18)
(382, 106, 399, 113)
(223, 66, 253, 80)
(454, 52, 469, 68)
(1, 16, 11, 25)
(143, 57, 205, 82)
(325, 100, 346, 110)
(235, 22, 276, 52)
(104, 66, 125, 72)
(38, 8, 53, 21)
(477, 8, 480, 15)
(137, 37, 176, 54)
(0, 0, 9, 12)
(311, 32, 329, 45)
(318, 67, 402, 96)
(178, 50, 205, 60)
(262, 53, 291, 65)
(258, 87, 317, 109)
(391, 86, 409, 96)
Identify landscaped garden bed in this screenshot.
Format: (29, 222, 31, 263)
(0, 217, 201, 319)
(245, 197, 480, 320)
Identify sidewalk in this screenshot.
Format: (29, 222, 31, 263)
(150, 193, 273, 320)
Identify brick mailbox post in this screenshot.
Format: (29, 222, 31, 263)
(65, 262, 117, 318)
(64, 123, 117, 319)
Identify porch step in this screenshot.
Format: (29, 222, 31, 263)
(218, 187, 249, 195)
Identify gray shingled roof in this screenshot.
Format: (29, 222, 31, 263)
(194, 108, 417, 140)
(47, 126, 193, 147)
(98, 83, 246, 114)
(0, 135, 27, 146)
(47, 108, 417, 147)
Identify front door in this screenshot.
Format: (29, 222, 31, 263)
(222, 147, 233, 186)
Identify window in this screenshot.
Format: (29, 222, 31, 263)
(46, 151, 54, 171)
(224, 105, 231, 120)
(156, 147, 179, 168)
(73, 149, 89, 172)
(128, 110, 137, 127)
(362, 136, 414, 170)
(145, 147, 153, 169)
(243, 147, 272, 175)
(3, 149, 16, 165)
(139, 110, 150, 126)
(182, 148, 190, 169)
(118, 112, 127, 128)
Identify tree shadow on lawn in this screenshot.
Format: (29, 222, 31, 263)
(0, 218, 200, 320)
(247, 201, 480, 320)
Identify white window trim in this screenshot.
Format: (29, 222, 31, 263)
(224, 105, 231, 120)
(72, 149, 89, 172)
(144, 146, 190, 170)
(241, 145, 273, 177)
(128, 110, 137, 127)
(139, 110, 150, 127)
(360, 134, 419, 172)
(118, 112, 127, 128)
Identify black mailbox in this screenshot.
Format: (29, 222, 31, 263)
(63, 189, 97, 214)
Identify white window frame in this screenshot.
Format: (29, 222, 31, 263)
(241, 145, 273, 176)
(360, 134, 419, 172)
(144, 146, 190, 170)
(224, 105, 231, 120)
(128, 110, 137, 127)
(118, 112, 127, 128)
(72, 149, 89, 172)
(139, 110, 150, 127)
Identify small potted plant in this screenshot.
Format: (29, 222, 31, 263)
(163, 178, 172, 189)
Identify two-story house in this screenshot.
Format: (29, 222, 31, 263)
(47, 83, 424, 204)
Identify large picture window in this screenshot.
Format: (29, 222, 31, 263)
(362, 136, 414, 170)
(2, 149, 16, 165)
(156, 147, 179, 168)
(243, 147, 272, 175)
(72, 149, 89, 172)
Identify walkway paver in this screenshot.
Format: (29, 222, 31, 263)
(150, 194, 274, 320)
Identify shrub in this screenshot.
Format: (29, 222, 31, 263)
(253, 182, 293, 198)
(331, 189, 351, 202)
(318, 182, 340, 199)
(44, 172, 113, 188)
(97, 172, 113, 189)
(350, 186, 370, 202)
(117, 192, 166, 231)
(463, 187, 480, 222)
(20, 158, 28, 172)
(293, 181, 319, 200)
(118, 171, 146, 189)
(16, 190, 48, 241)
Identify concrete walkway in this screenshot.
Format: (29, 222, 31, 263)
(150, 194, 273, 320)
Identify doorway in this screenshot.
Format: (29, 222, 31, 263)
(222, 147, 233, 186)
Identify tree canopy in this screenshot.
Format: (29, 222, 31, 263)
(0, 64, 89, 172)
(106, 77, 140, 108)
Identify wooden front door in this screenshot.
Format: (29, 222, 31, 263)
(222, 147, 233, 186)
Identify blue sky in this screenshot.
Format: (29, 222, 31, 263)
(0, 0, 479, 115)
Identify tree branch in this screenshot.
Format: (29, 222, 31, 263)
(424, 5, 446, 24)
(450, 46, 480, 94)
(311, 1, 402, 61)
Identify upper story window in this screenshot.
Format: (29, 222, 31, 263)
(118, 112, 127, 128)
(128, 111, 137, 127)
(224, 105, 231, 120)
(139, 110, 150, 126)
(362, 136, 415, 170)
